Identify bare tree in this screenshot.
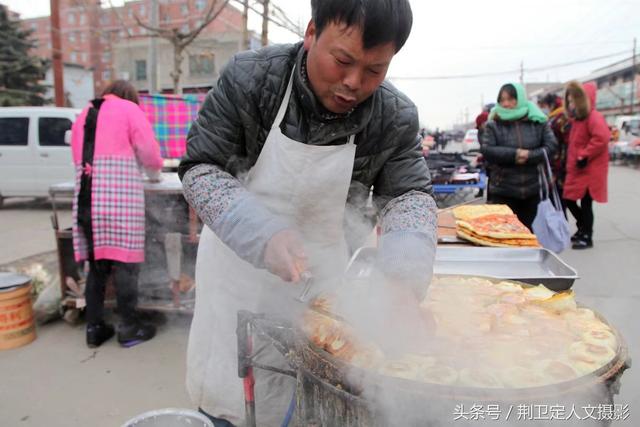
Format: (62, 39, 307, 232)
(134, 0, 230, 94)
(103, 0, 229, 94)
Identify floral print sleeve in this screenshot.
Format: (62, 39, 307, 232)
(182, 164, 288, 268)
(376, 190, 438, 299)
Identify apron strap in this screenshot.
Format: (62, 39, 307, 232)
(272, 67, 295, 130)
(77, 98, 105, 261)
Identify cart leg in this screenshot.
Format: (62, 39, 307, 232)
(237, 311, 257, 427)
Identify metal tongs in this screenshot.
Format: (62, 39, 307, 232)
(295, 271, 314, 303)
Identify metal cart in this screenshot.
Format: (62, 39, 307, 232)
(49, 173, 201, 315)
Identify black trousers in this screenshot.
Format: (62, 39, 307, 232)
(85, 260, 140, 325)
(565, 191, 594, 237)
(488, 194, 540, 231)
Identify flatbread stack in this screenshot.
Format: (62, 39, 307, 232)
(452, 205, 540, 248)
(303, 276, 620, 389)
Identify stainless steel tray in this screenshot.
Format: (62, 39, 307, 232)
(346, 246, 578, 291)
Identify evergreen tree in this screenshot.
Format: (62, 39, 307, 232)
(0, 5, 49, 106)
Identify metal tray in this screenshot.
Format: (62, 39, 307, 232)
(346, 246, 578, 291)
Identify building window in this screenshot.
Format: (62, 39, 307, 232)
(67, 12, 75, 25)
(189, 53, 215, 76)
(102, 70, 112, 81)
(68, 32, 76, 43)
(195, 0, 206, 11)
(81, 52, 88, 63)
(30, 22, 38, 31)
(100, 14, 110, 25)
(47, 41, 52, 49)
(80, 13, 86, 25)
(139, 4, 146, 16)
(102, 51, 111, 63)
(181, 24, 189, 33)
(120, 29, 127, 38)
(128, 8, 134, 19)
(181, 4, 188, 15)
(135, 60, 147, 81)
(80, 32, 86, 43)
(70, 51, 78, 62)
(101, 33, 109, 43)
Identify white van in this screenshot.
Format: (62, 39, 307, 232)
(614, 115, 640, 141)
(0, 107, 80, 207)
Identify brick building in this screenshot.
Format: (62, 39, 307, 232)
(20, 0, 247, 96)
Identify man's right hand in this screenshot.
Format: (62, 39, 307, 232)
(264, 229, 307, 282)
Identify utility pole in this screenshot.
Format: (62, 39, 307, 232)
(242, 0, 250, 50)
(50, 0, 65, 106)
(519, 60, 524, 85)
(261, 0, 269, 47)
(148, 0, 159, 93)
(631, 37, 637, 114)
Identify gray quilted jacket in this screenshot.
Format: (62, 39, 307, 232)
(179, 43, 436, 292)
(481, 118, 557, 200)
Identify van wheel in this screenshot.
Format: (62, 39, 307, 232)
(0, 196, 3, 209)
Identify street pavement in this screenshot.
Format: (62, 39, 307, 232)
(0, 165, 638, 426)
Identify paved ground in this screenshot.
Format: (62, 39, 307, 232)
(0, 197, 72, 265)
(0, 165, 637, 426)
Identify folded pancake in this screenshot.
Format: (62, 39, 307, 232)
(534, 359, 580, 383)
(458, 368, 503, 388)
(420, 364, 459, 385)
(457, 228, 540, 248)
(501, 366, 548, 388)
(581, 329, 617, 350)
(452, 204, 513, 221)
(533, 290, 577, 313)
(523, 284, 557, 301)
(456, 214, 538, 240)
(303, 311, 340, 349)
(568, 341, 616, 370)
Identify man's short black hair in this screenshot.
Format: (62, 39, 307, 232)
(310, 0, 413, 52)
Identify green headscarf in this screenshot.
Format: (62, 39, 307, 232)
(489, 82, 547, 123)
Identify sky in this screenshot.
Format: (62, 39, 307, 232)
(2, 0, 639, 129)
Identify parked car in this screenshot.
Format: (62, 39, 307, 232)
(614, 115, 640, 141)
(462, 129, 481, 153)
(0, 107, 80, 207)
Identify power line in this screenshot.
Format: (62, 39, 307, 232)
(388, 50, 630, 81)
(425, 41, 631, 52)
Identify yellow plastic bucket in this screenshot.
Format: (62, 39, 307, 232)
(0, 272, 36, 350)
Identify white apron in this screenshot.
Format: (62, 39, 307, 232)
(186, 68, 357, 427)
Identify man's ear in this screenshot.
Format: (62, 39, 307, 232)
(303, 20, 316, 50)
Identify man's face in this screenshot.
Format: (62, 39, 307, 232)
(303, 20, 395, 114)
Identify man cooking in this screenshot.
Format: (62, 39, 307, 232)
(179, 0, 437, 425)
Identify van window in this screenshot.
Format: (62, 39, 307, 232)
(39, 117, 73, 146)
(0, 118, 29, 146)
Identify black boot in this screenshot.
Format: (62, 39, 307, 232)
(570, 230, 583, 242)
(117, 321, 156, 348)
(86, 321, 115, 348)
(572, 235, 593, 249)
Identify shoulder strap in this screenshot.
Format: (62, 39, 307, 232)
(82, 98, 105, 170)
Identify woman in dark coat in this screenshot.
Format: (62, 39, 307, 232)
(481, 83, 557, 229)
(563, 81, 610, 249)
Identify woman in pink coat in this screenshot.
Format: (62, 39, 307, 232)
(563, 81, 611, 249)
(71, 80, 163, 347)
